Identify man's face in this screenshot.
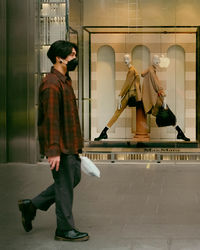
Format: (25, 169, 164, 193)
(57, 47, 78, 71)
(65, 48, 76, 63)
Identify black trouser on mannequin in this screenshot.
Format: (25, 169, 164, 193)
(31, 154, 81, 231)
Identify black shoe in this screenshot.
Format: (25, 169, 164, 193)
(18, 199, 36, 232)
(94, 127, 108, 141)
(176, 126, 190, 141)
(177, 134, 190, 141)
(55, 229, 89, 242)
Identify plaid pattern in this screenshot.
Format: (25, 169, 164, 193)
(38, 67, 83, 157)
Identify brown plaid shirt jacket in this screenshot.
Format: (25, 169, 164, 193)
(38, 67, 83, 157)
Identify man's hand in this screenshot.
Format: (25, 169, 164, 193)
(48, 155, 60, 171)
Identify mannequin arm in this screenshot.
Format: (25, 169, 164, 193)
(117, 95, 122, 110)
(163, 96, 167, 109)
(119, 82, 129, 98)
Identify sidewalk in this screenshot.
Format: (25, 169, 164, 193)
(1, 162, 200, 250)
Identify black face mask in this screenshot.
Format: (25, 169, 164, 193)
(67, 58, 78, 71)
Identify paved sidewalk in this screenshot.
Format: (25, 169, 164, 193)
(1, 162, 200, 250)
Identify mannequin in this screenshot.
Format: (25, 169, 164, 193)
(142, 55, 165, 115)
(94, 54, 142, 141)
(141, 55, 190, 141)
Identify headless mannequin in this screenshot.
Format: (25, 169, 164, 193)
(141, 55, 190, 141)
(94, 54, 142, 141)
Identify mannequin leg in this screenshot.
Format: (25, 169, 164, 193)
(94, 127, 109, 141)
(175, 125, 190, 141)
(107, 104, 126, 128)
(94, 97, 127, 141)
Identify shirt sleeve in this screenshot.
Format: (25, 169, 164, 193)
(42, 87, 61, 157)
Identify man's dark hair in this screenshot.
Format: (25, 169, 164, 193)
(47, 40, 78, 64)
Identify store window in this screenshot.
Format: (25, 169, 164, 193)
(67, 0, 200, 161)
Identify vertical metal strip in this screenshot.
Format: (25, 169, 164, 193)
(65, 0, 69, 41)
(196, 26, 200, 143)
(81, 28, 84, 137)
(89, 32, 91, 140)
(0, 0, 7, 162)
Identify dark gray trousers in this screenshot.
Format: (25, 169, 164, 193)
(32, 154, 81, 231)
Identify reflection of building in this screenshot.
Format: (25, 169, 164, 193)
(1, 0, 200, 163)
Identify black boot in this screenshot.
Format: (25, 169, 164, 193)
(175, 126, 190, 141)
(94, 127, 108, 141)
(18, 199, 37, 232)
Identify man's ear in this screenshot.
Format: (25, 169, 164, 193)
(56, 56, 62, 63)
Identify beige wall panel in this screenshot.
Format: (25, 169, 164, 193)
(92, 43, 126, 53)
(116, 80, 126, 91)
(185, 81, 196, 91)
(91, 62, 97, 72)
(91, 100, 97, 109)
(175, 0, 200, 26)
(178, 43, 196, 53)
(185, 99, 196, 109)
(83, 0, 200, 26)
(69, 0, 82, 30)
(112, 117, 132, 128)
(91, 80, 97, 91)
(186, 118, 196, 128)
(185, 62, 196, 72)
(115, 63, 129, 72)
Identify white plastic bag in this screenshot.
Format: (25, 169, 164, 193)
(80, 156, 100, 178)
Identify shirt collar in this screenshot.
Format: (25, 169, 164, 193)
(51, 66, 67, 83)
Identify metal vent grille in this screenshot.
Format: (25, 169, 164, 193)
(82, 152, 200, 163)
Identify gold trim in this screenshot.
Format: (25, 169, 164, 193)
(82, 152, 200, 162)
(82, 147, 200, 162)
(83, 147, 200, 153)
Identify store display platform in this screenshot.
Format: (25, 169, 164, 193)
(83, 141, 200, 163)
(86, 140, 198, 149)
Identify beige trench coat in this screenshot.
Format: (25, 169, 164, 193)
(141, 66, 166, 116)
(119, 65, 142, 102)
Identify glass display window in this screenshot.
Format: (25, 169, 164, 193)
(82, 26, 198, 146)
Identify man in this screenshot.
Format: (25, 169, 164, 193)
(18, 40, 89, 241)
